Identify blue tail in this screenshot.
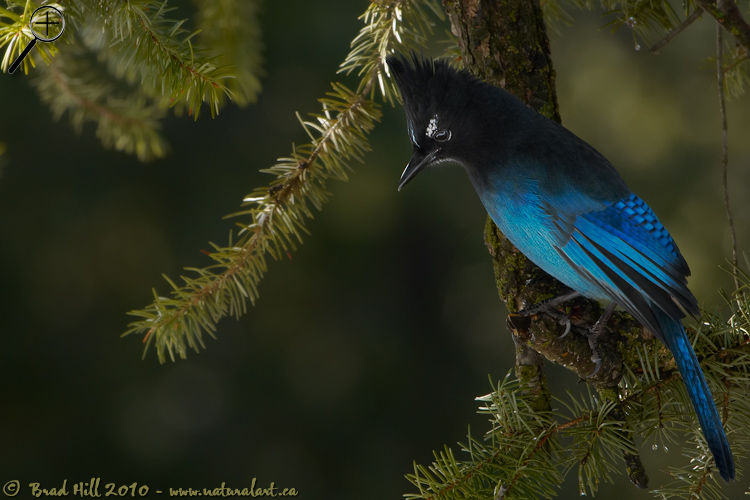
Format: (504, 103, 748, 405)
(653, 306, 734, 481)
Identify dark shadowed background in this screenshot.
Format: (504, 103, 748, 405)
(1, 1, 748, 498)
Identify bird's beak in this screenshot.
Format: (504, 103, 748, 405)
(397, 149, 439, 191)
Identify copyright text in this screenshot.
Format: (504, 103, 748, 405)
(2, 478, 298, 497)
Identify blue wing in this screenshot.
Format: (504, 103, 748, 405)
(550, 193, 698, 342)
(479, 167, 698, 338)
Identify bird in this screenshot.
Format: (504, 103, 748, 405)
(387, 53, 735, 482)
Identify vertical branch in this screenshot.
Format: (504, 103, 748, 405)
(444, 0, 627, 391)
(716, 21, 740, 291)
(443, 0, 559, 120)
(443, 0, 562, 409)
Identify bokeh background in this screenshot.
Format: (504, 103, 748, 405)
(1, 1, 749, 498)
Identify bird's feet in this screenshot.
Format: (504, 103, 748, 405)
(586, 302, 617, 377)
(519, 291, 579, 316)
(519, 291, 579, 339)
(519, 293, 619, 378)
(587, 328, 604, 377)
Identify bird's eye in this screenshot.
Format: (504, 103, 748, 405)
(433, 129, 451, 142)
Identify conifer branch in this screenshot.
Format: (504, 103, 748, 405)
(648, 9, 703, 54)
(696, 0, 750, 55)
(1, 1, 243, 159)
(720, 48, 750, 98)
(555, 0, 750, 60)
(32, 44, 168, 161)
(194, 0, 264, 107)
(549, 0, 750, 98)
(75, 0, 231, 119)
(720, 49, 750, 97)
(408, 313, 750, 499)
(602, 0, 683, 49)
(124, 0, 445, 362)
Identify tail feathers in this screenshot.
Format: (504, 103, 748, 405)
(654, 306, 735, 481)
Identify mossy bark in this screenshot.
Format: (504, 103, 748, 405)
(443, 0, 560, 121)
(695, 0, 750, 53)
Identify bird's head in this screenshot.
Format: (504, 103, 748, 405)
(387, 54, 468, 190)
(387, 54, 508, 191)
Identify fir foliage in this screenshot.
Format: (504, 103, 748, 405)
(193, 0, 264, 107)
(541, 0, 750, 97)
(719, 38, 750, 98)
(73, 0, 233, 120)
(123, 0, 446, 362)
(547, 0, 690, 47)
(31, 42, 168, 161)
(0, 0, 260, 160)
(407, 296, 750, 498)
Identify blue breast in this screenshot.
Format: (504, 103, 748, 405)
(477, 176, 611, 301)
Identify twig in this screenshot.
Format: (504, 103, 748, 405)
(695, 0, 750, 54)
(649, 10, 703, 54)
(716, 23, 740, 291)
(722, 52, 749, 74)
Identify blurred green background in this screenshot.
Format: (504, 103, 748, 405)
(1, 1, 748, 498)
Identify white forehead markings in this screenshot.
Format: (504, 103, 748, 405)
(426, 115, 438, 138)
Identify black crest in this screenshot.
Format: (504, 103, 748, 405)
(386, 54, 484, 136)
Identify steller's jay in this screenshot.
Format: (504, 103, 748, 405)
(387, 54, 734, 482)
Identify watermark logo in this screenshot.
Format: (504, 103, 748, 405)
(8, 6, 65, 74)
